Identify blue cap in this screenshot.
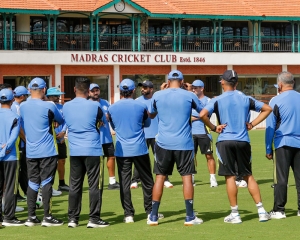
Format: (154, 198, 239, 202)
(46, 87, 65, 96)
(192, 80, 204, 87)
(89, 83, 100, 91)
(0, 89, 14, 101)
(30, 77, 46, 89)
(168, 70, 183, 81)
(13, 86, 30, 97)
(120, 79, 135, 91)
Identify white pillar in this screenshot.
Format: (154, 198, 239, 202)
(55, 65, 61, 88)
(114, 65, 120, 102)
(282, 65, 287, 72)
(227, 65, 233, 70)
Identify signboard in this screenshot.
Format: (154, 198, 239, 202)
(71, 53, 205, 64)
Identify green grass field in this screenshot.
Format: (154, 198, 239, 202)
(1, 130, 299, 239)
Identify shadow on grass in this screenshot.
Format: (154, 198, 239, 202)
(256, 178, 274, 185)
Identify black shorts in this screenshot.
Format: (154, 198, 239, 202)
(193, 134, 213, 155)
(57, 142, 67, 159)
(154, 143, 196, 176)
(102, 142, 115, 157)
(216, 141, 252, 177)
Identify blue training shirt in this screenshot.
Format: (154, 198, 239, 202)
(265, 90, 300, 154)
(136, 95, 159, 139)
(0, 109, 20, 161)
(192, 96, 211, 136)
(54, 103, 67, 143)
(20, 99, 64, 158)
(99, 99, 113, 144)
(63, 97, 103, 156)
(150, 88, 203, 150)
(108, 98, 148, 157)
(11, 101, 25, 148)
(204, 90, 264, 143)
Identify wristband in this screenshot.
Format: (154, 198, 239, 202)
(211, 125, 217, 132)
(250, 122, 254, 128)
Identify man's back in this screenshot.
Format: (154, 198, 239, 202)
(20, 99, 63, 158)
(108, 98, 148, 157)
(63, 97, 103, 156)
(205, 91, 263, 142)
(151, 88, 202, 150)
(266, 90, 300, 149)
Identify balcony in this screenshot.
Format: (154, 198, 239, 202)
(0, 32, 298, 52)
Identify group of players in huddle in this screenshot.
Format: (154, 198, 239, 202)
(0, 69, 299, 228)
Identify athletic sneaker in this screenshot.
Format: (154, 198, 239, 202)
(147, 214, 158, 226)
(184, 215, 203, 226)
(108, 182, 120, 190)
(147, 213, 164, 220)
(25, 216, 41, 227)
(130, 182, 138, 189)
(15, 206, 24, 212)
(210, 176, 218, 187)
(258, 212, 270, 222)
(58, 184, 70, 192)
(164, 180, 173, 188)
(87, 219, 109, 228)
(2, 218, 25, 226)
(68, 220, 79, 228)
(298, 210, 300, 217)
(41, 215, 64, 227)
(52, 189, 62, 196)
(124, 216, 134, 223)
(269, 210, 286, 219)
(224, 213, 242, 224)
(236, 180, 247, 188)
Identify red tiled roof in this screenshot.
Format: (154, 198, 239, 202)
(0, 0, 300, 17)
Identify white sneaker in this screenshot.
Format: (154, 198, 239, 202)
(15, 206, 24, 212)
(164, 181, 173, 188)
(297, 210, 300, 216)
(224, 213, 242, 224)
(52, 189, 62, 196)
(130, 182, 138, 189)
(210, 176, 218, 187)
(147, 215, 158, 226)
(236, 180, 247, 188)
(258, 211, 270, 222)
(269, 211, 286, 219)
(124, 216, 134, 223)
(184, 216, 203, 226)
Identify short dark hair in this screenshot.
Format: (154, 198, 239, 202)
(120, 90, 133, 98)
(224, 81, 236, 88)
(75, 77, 90, 94)
(0, 83, 12, 90)
(0, 100, 12, 105)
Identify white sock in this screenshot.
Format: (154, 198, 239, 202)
(210, 174, 216, 178)
(109, 177, 116, 185)
(231, 205, 239, 215)
(256, 202, 266, 213)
